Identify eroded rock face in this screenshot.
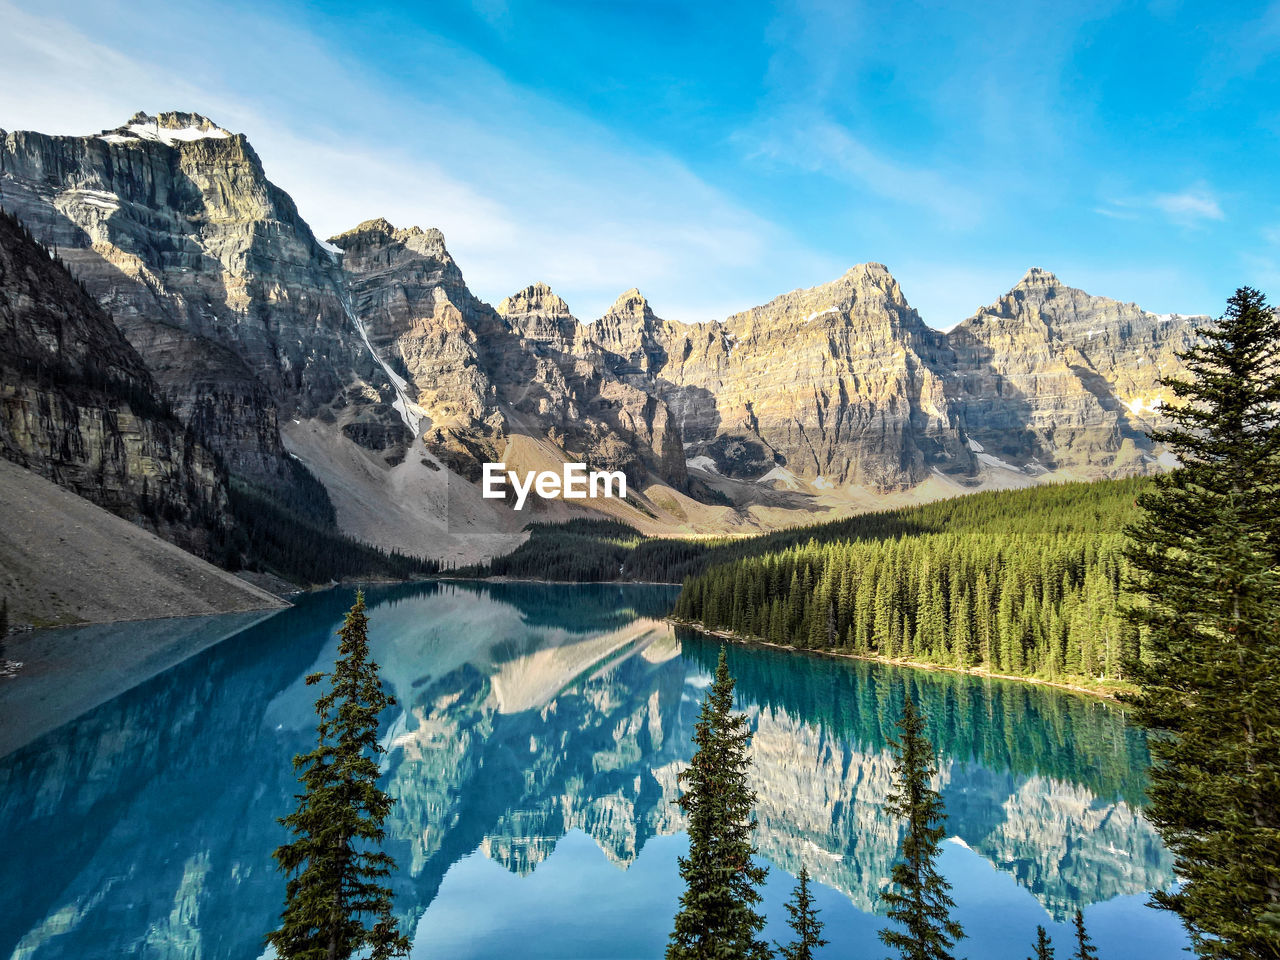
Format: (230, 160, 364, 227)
(332, 219, 687, 488)
(0, 209, 229, 555)
(947, 269, 1202, 475)
(0, 111, 1209, 523)
(0, 112, 389, 485)
(578, 265, 1205, 490)
(580, 267, 974, 488)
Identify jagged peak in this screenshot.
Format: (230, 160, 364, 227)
(788, 261, 906, 307)
(98, 111, 233, 145)
(497, 282, 574, 319)
(1017, 266, 1061, 286)
(841, 261, 893, 279)
(607, 288, 653, 317)
(329, 219, 448, 253)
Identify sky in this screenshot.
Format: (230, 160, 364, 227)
(1, 0, 1277, 327)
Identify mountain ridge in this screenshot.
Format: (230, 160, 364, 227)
(0, 110, 1211, 564)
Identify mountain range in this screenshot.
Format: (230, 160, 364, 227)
(0, 111, 1207, 571)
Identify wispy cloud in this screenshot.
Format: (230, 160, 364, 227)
(1096, 184, 1225, 226)
(737, 110, 982, 228)
(1151, 188, 1225, 223)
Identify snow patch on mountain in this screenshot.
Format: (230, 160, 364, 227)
(686, 455, 719, 474)
(977, 452, 1022, 472)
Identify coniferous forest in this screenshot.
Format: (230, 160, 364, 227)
(669, 479, 1146, 690)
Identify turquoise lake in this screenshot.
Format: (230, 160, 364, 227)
(0, 582, 1188, 959)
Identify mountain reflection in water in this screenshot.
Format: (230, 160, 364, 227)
(0, 582, 1179, 959)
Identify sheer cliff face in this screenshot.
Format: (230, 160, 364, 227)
(948, 268, 1202, 475)
(0, 112, 384, 482)
(714, 265, 972, 489)
(588, 266, 974, 488)
(584, 265, 1202, 490)
(0, 210, 229, 554)
(333, 218, 687, 488)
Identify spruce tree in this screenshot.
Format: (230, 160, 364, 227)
(1028, 924, 1055, 960)
(268, 592, 410, 960)
(1123, 287, 1280, 959)
(878, 695, 965, 960)
(1071, 909, 1097, 960)
(776, 865, 828, 960)
(667, 647, 770, 960)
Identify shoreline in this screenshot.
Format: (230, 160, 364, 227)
(667, 618, 1136, 703)
(0, 607, 282, 758)
(439, 576, 682, 587)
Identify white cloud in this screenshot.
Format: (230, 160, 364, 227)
(737, 110, 982, 228)
(1151, 188, 1225, 223)
(1096, 184, 1225, 227)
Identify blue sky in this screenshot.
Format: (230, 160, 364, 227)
(1, 0, 1278, 326)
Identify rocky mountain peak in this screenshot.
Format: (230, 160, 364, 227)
(606, 288, 656, 325)
(497, 282, 574, 321)
(99, 111, 234, 145)
(843, 261, 892, 279)
(330, 219, 452, 265)
(1018, 266, 1061, 288)
(837, 262, 909, 302)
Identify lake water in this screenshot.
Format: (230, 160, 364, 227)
(0, 582, 1188, 959)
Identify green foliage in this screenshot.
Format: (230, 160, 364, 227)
(674, 479, 1145, 685)
(268, 592, 410, 960)
(878, 696, 964, 960)
(227, 477, 436, 585)
(1071, 910, 1098, 960)
(776, 865, 828, 960)
(1122, 287, 1280, 959)
(1029, 925, 1055, 960)
(667, 647, 771, 960)
(465, 519, 647, 581)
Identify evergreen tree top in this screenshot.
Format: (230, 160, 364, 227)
(268, 591, 409, 960)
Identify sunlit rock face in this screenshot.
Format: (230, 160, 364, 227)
(585, 265, 974, 488)
(332, 218, 686, 487)
(577, 264, 1202, 491)
(0, 112, 389, 485)
(946, 268, 1202, 475)
(0, 111, 1207, 513)
(0, 209, 229, 555)
(0, 584, 1172, 959)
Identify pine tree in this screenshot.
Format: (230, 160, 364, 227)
(268, 592, 410, 960)
(776, 865, 828, 960)
(878, 695, 964, 960)
(1123, 287, 1280, 959)
(1071, 909, 1097, 960)
(667, 647, 770, 960)
(1028, 924, 1055, 960)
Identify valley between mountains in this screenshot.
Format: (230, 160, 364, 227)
(0, 111, 1206, 624)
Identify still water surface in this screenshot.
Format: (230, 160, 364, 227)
(0, 582, 1187, 959)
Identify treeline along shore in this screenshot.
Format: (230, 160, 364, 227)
(470, 479, 1148, 696)
(670, 480, 1144, 696)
